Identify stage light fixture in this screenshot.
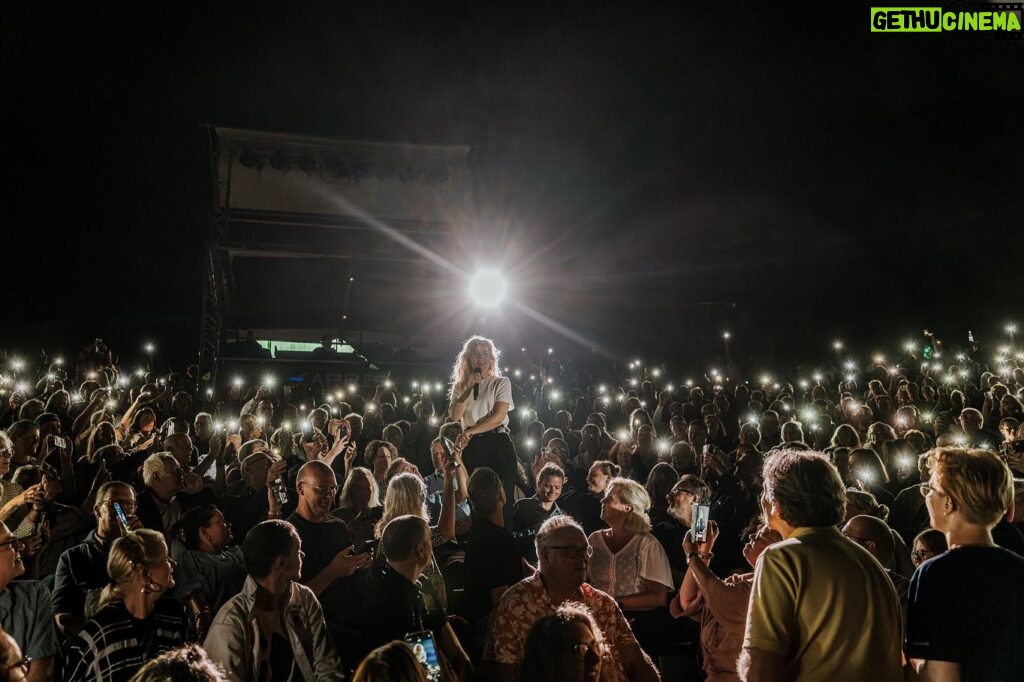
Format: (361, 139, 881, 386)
(468, 269, 507, 307)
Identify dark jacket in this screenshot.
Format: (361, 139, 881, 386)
(135, 486, 219, 537)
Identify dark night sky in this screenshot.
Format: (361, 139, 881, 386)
(4, 2, 1021, 371)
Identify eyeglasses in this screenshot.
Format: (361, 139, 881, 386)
(542, 446, 565, 454)
(569, 640, 606, 659)
(911, 549, 936, 563)
(669, 487, 695, 497)
(106, 500, 137, 511)
(545, 545, 594, 559)
(919, 482, 945, 498)
(0, 449, 12, 460)
(301, 482, 338, 497)
(842, 532, 873, 547)
(0, 538, 21, 551)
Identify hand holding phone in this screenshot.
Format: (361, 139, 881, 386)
(692, 503, 711, 543)
(404, 630, 442, 682)
(112, 501, 130, 530)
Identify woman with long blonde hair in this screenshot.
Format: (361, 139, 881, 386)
(374, 469, 457, 613)
(448, 336, 517, 522)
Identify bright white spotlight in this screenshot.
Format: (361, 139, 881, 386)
(468, 269, 507, 307)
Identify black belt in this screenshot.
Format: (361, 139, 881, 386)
(475, 426, 511, 436)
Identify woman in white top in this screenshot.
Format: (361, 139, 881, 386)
(450, 336, 518, 522)
(589, 477, 681, 657)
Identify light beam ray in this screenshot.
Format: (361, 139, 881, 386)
(317, 186, 611, 355)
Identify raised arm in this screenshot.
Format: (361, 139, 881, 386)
(436, 457, 458, 542)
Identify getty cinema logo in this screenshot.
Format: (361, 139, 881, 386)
(871, 5, 1023, 36)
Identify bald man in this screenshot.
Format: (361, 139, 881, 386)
(286, 461, 373, 672)
(843, 514, 908, 623)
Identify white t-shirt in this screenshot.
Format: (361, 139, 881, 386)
(453, 375, 514, 429)
(588, 530, 675, 598)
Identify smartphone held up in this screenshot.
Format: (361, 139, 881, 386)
(692, 503, 711, 543)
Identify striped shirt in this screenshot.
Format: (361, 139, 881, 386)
(63, 597, 188, 682)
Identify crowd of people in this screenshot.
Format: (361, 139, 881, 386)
(0, 332, 1022, 681)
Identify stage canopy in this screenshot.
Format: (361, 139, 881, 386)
(202, 126, 475, 379)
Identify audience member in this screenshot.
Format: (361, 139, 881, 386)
(907, 447, 1024, 680)
(53, 481, 140, 635)
(333, 466, 383, 547)
(588, 477, 679, 656)
(518, 603, 605, 682)
(136, 453, 218, 552)
(0, 521, 55, 681)
(462, 467, 521, 643)
(352, 641, 426, 682)
(286, 461, 372, 670)
(738, 451, 903, 681)
(909, 527, 947, 568)
(512, 463, 565, 564)
(652, 474, 711, 582)
(204, 519, 343, 681)
(484, 515, 659, 682)
(64, 530, 187, 682)
(674, 521, 782, 681)
(128, 644, 228, 682)
(172, 504, 246, 640)
(562, 460, 616, 535)
(360, 515, 472, 679)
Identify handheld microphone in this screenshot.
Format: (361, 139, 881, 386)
(473, 368, 481, 400)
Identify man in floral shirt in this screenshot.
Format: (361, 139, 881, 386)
(483, 516, 659, 682)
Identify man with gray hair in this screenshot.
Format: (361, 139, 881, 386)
(739, 450, 903, 681)
(135, 452, 217, 549)
(484, 515, 658, 682)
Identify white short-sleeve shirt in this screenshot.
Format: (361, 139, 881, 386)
(588, 530, 675, 598)
(454, 375, 514, 429)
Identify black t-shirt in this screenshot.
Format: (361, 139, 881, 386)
(992, 518, 1024, 557)
(52, 531, 112, 621)
(511, 497, 562, 563)
(906, 545, 1024, 680)
(652, 517, 688, 572)
(286, 512, 366, 625)
(360, 562, 445, 655)
(462, 516, 521, 624)
(262, 631, 305, 682)
(561, 491, 606, 536)
(708, 478, 760, 576)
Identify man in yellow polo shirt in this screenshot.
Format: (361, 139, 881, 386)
(739, 451, 903, 681)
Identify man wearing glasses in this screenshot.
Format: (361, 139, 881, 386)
(653, 474, 711, 584)
(484, 516, 659, 682)
(286, 461, 372, 673)
(53, 481, 140, 636)
(841, 515, 910, 606)
(0, 521, 55, 681)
